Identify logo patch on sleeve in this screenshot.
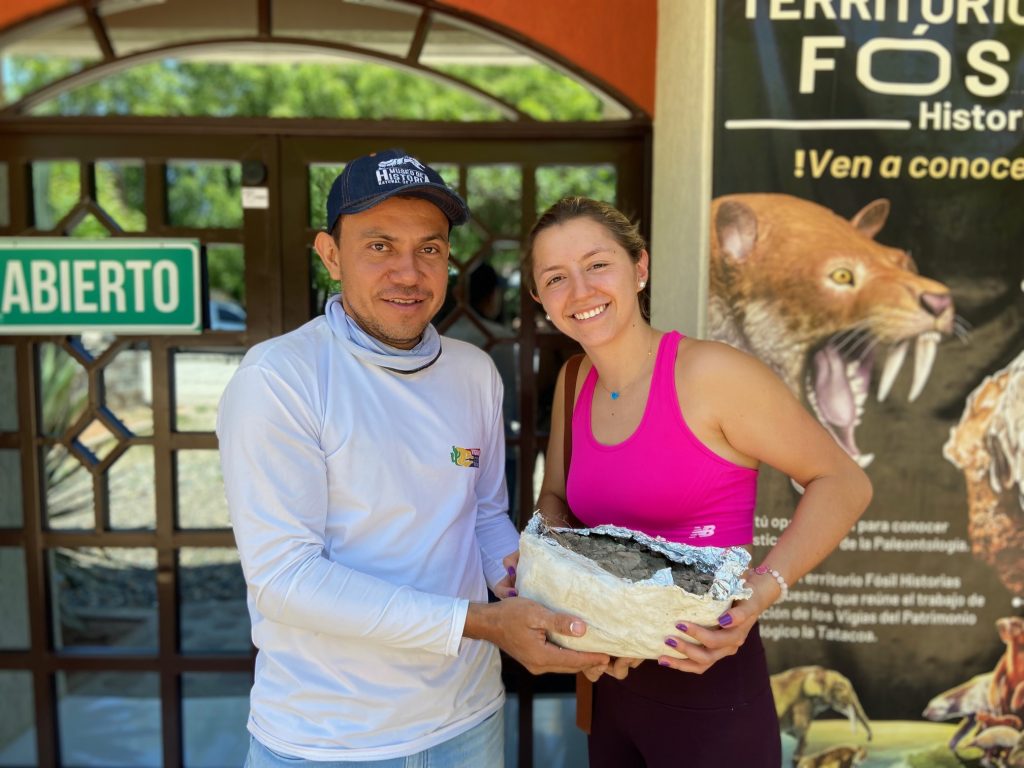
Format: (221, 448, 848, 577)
(450, 446, 481, 468)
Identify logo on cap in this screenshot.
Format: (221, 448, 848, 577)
(324, 147, 470, 232)
(375, 156, 430, 187)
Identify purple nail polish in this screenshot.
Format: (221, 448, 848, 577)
(675, 623, 688, 632)
(718, 613, 733, 627)
(664, 637, 678, 648)
(508, 589, 518, 597)
(658, 659, 671, 666)
(507, 565, 516, 579)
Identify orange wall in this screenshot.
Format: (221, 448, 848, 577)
(0, 0, 53, 27)
(442, 0, 656, 116)
(0, 0, 656, 116)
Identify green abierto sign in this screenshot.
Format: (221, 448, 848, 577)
(0, 238, 202, 334)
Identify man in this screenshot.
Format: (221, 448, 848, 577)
(217, 148, 607, 766)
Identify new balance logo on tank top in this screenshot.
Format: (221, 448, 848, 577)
(566, 331, 757, 547)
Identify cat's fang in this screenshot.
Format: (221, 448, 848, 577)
(878, 340, 909, 402)
(908, 332, 940, 403)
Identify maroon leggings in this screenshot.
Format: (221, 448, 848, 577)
(588, 624, 781, 768)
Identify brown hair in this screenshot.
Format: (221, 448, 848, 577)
(523, 196, 647, 295)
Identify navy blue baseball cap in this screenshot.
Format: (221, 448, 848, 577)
(325, 148, 470, 232)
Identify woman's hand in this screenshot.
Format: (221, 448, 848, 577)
(658, 577, 780, 673)
(492, 551, 521, 599)
(657, 619, 754, 674)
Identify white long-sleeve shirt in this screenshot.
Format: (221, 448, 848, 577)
(216, 303, 520, 761)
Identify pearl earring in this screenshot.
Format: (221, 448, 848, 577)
(638, 280, 646, 290)
(545, 313, 551, 321)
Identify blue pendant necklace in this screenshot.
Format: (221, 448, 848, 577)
(597, 332, 655, 401)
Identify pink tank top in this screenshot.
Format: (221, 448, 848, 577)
(566, 331, 757, 547)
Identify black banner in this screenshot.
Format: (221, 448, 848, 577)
(712, 2, 1024, 765)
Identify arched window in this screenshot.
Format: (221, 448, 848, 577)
(1, 0, 637, 120)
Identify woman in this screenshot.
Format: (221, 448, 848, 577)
(525, 197, 872, 767)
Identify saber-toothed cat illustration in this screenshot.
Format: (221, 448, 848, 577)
(710, 193, 955, 467)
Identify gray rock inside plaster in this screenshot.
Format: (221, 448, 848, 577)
(544, 530, 715, 595)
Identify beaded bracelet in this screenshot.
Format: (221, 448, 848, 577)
(752, 564, 789, 601)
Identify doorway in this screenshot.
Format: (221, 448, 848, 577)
(0, 120, 648, 767)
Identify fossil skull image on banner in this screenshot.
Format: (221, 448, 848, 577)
(709, 193, 956, 468)
(944, 332, 1024, 598)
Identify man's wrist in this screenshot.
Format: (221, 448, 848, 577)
(462, 601, 498, 642)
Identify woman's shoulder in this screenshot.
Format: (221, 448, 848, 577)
(677, 334, 746, 364)
(675, 335, 773, 385)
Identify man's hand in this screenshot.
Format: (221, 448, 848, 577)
(464, 598, 609, 675)
(582, 656, 643, 682)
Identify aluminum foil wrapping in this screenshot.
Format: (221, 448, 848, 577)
(516, 512, 752, 659)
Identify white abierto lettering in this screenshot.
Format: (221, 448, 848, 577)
(72, 260, 98, 312)
(30, 260, 59, 312)
(99, 261, 126, 313)
(1, 261, 30, 313)
(59, 260, 72, 313)
(124, 260, 151, 312)
(152, 260, 179, 312)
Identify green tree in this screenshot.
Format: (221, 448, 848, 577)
(8, 55, 605, 121)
